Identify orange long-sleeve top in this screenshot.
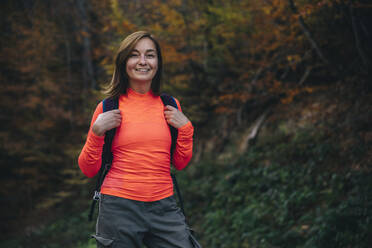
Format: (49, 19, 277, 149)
(78, 88, 194, 202)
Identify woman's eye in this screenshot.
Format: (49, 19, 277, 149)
(146, 54, 156, 58)
(129, 54, 139, 57)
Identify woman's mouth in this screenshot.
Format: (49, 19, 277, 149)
(135, 68, 150, 72)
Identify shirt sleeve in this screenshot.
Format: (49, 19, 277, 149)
(78, 102, 105, 178)
(172, 98, 194, 170)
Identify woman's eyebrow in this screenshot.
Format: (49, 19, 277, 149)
(131, 48, 156, 53)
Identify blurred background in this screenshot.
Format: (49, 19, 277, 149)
(0, 0, 371, 247)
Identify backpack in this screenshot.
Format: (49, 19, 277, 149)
(88, 93, 184, 221)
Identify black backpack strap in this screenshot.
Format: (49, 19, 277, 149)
(88, 97, 119, 221)
(160, 93, 178, 157)
(160, 94, 187, 217)
(171, 173, 185, 217)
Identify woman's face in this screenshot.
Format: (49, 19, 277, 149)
(126, 37, 158, 86)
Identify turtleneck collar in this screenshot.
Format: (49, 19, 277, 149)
(127, 87, 155, 98)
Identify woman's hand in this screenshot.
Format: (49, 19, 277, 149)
(92, 109, 122, 136)
(164, 105, 189, 129)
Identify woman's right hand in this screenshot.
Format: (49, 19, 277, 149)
(92, 109, 122, 136)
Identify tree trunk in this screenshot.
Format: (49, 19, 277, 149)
(76, 0, 96, 90)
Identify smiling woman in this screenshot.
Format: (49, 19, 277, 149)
(125, 38, 159, 93)
(102, 31, 164, 99)
(78, 31, 201, 248)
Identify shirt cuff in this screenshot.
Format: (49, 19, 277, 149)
(178, 121, 194, 139)
(87, 130, 105, 147)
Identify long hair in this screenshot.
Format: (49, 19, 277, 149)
(103, 31, 163, 98)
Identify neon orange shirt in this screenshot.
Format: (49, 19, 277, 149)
(78, 88, 194, 202)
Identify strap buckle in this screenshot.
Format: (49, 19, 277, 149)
(93, 191, 101, 201)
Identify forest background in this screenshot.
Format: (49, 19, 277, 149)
(0, 0, 371, 247)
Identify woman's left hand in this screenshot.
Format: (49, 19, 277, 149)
(164, 105, 189, 129)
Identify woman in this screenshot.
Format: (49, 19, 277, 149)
(78, 31, 199, 248)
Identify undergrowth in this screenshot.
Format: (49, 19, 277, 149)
(178, 127, 371, 248)
(3, 124, 370, 248)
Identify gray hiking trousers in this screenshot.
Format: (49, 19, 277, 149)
(92, 194, 201, 248)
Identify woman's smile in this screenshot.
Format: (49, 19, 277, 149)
(135, 68, 151, 72)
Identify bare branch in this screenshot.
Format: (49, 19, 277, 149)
(349, 1, 370, 68)
(288, 0, 329, 65)
(299, 66, 312, 85)
(251, 66, 264, 85)
(238, 109, 270, 154)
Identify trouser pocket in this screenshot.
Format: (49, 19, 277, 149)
(92, 234, 114, 248)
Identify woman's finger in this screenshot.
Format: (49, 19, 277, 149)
(165, 105, 176, 111)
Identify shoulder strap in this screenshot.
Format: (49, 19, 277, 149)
(160, 93, 187, 217)
(101, 97, 119, 166)
(88, 97, 118, 221)
(160, 93, 178, 158)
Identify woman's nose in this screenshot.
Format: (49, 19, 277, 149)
(139, 54, 146, 65)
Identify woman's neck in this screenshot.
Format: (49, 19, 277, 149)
(129, 81, 152, 94)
